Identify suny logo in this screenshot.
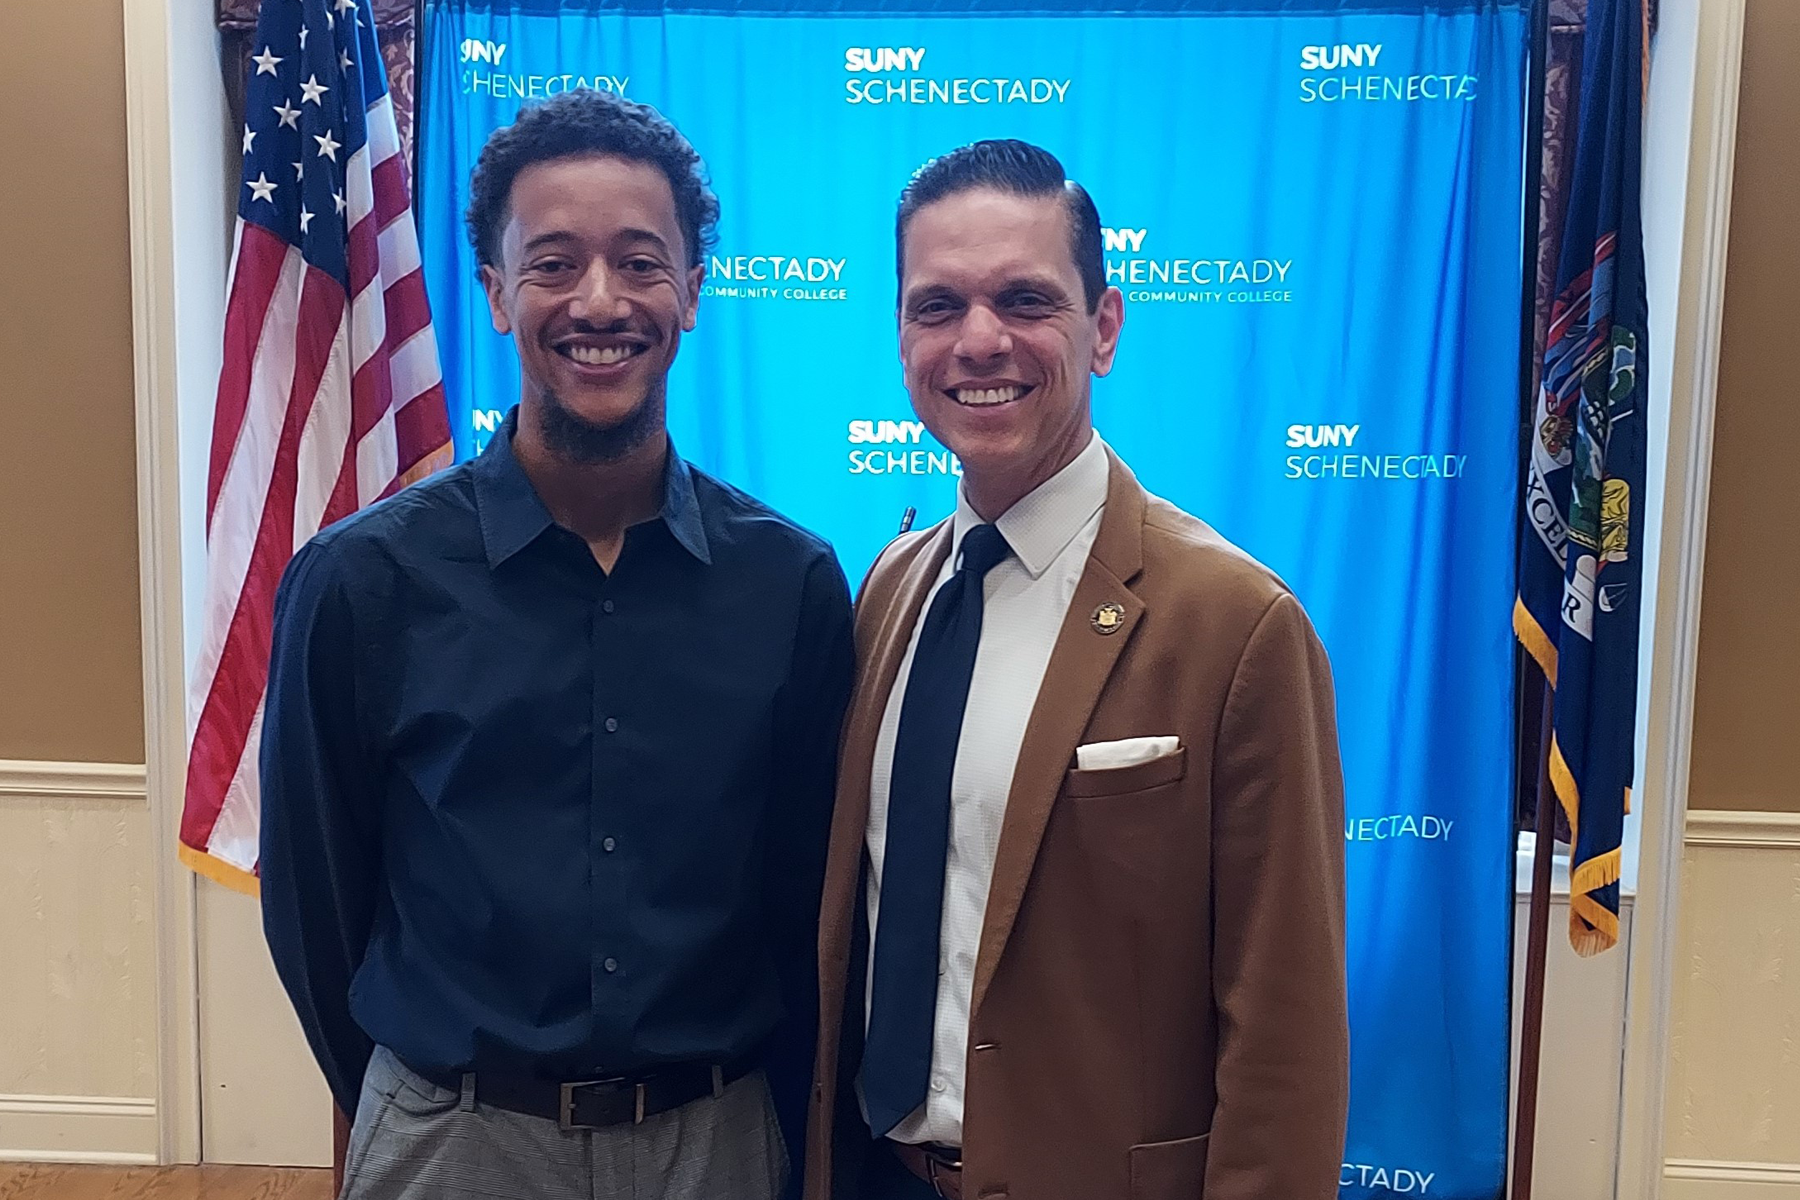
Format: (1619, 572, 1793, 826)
(848, 419, 928, 445)
(845, 47, 926, 72)
(1298, 39, 1472, 103)
(848, 419, 959, 475)
(1102, 227, 1147, 253)
(1286, 423, 1361, 449)
(460, 39, 507, 65)
(1300, 42, 1383, 70)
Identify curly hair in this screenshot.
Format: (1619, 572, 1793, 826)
(465, 89, 720, 270)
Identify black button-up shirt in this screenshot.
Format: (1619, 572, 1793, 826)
(259, 410, 853, 1157)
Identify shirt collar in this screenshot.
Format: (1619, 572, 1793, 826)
(659, 447, 713, 564)
(951, 430, 1108, 579)
(473, 407, 713, 569)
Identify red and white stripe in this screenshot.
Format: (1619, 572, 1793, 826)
(181, 91, 451, 890)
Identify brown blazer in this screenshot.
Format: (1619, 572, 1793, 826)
(805, 449, 1349, 1200)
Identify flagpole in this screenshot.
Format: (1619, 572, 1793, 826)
(1509, 0, 1553, 1196)
(1511, 674, 1557, 1200)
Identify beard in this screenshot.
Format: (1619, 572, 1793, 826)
(537, 376, 667, 465)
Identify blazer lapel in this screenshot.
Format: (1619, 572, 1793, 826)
(818, 523, 954, 985)
(970, 451, 1148, 1019)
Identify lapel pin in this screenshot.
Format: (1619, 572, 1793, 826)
(1090, 602, 1126, 635)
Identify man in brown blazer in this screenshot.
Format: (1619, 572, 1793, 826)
(805, 140, 1349, 1200)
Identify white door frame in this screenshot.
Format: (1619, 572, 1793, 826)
(121, 0, 1743, 1183)
(1614, 0, 1744, 1195)
(123, 0, 233, 1166)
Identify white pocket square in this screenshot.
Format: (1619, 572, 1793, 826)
(1075, 735, 1180, 771)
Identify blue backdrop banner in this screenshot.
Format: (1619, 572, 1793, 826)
(417, 2, 1525, 1195)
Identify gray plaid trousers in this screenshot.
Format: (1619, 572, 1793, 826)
(340, 1045, 789, 1200)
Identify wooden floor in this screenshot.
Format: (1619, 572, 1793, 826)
(0, 1166, 332, 1200)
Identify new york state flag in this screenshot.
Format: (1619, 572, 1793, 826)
(1515, 0, 1648, 956)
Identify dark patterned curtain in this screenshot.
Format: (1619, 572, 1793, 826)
(1535, 0, 1590, 383)
(219, 0, 419, 186)
(1518, 0, 1589, 845)
(1534, 0, 1656, 379)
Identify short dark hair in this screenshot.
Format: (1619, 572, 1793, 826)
(895, 139, 1105, 313)
(465, 89, 720, 271)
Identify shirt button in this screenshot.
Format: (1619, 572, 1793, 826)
(602, 599, 615, 614)
(602, 836, 617, 853)
(603, 957, 619, 974)
(931, 1076, 947, 1094)
(604, 717, 619, 733)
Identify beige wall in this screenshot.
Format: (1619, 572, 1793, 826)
(1663, 814, 1800, 1195)
(0, 0, 144, 764)
(1659, 5, 1800, 1194)
(0, 1, 160, 1166)
(1688, 0, 1800, 815)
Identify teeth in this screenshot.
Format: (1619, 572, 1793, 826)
(565, 344, 635, 366)
(954, 386, 1023, 406)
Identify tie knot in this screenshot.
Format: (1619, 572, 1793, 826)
(958, 523, 1010, 579)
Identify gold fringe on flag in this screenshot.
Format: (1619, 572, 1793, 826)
(1513, 597, 1559, 687)
(178, 841, 261, 897)
(1547, 734, 1622, 956)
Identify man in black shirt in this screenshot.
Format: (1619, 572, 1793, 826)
(259, 89, 853, 1200)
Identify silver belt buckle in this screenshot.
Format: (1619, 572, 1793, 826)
(926, 1147, 963, 1198)
(558, 1077, 643, 1130)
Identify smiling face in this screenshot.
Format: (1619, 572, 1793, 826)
(481, 154, 703, 460)
(898, 187, 1123, 515)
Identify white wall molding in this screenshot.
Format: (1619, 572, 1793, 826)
(1685, 810, 1800, 849)
(1617, 0, 1747, 1195)
(0, 1094, 158, 1165)
(0, 761, 146, 802)
(1668, 1160, 1800, 1185)
(1666, 1159, 1800, 1198)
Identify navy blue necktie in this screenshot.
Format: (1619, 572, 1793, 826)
(862, 523, 1011, 1138)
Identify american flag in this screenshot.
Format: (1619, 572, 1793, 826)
(179, 0, 451, 892)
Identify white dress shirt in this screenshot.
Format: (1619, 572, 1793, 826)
(864, 431, 1110, 1147)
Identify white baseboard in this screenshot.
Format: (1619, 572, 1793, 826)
(0, 1094, 158, 1164)
(1666, 1159, 1800, 1198)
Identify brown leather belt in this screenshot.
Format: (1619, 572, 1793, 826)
(889, 1140, 963, 1200)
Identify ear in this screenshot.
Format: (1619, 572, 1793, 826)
(480, 263, 511, 336)
(681, 263, 704, 332)
(1090, 285, 1125, 377)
